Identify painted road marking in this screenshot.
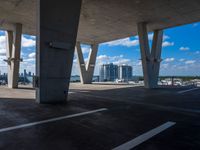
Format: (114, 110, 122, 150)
(177, 88, 199, 94)
(68, 91, 75, 94)
(112, 121, 176, 150)
(80, 90, 90, 93)
(0, 108, 108, 133)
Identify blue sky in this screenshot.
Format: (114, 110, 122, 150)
(0, 22, 200, 76)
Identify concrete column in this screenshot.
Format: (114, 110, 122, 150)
(137, 22, 163, 88)
(76, 42, 98, 84)
(5, 23, 22, 88)
(151, 29, 163, 86)
(36, 0, 82, 103)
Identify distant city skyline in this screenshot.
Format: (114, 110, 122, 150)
(0, 22, 200, 76)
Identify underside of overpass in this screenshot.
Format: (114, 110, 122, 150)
(1, 0, 200, 43)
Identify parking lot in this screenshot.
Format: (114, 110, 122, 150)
(0, 83, 199, 150)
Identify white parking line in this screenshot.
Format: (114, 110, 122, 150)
(68, 91, 75, 94)
(80, 91, 90, 93)
(177, 88, 199, 94)
(112, 121, 176, 150)
(0, 108, 108, 133)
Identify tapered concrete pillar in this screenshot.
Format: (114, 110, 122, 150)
(36, 0, 82, 103)
(5, 23, 22, 88)
(137, 22, 163, 88)
(76, 42, 98, 84)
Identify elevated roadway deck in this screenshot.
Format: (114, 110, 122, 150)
(0, 84, 199, 149)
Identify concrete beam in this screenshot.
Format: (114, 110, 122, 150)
(36, 0, 82, 104)
(137, 22, 163, 88)
(76, 42, 98, 84)
(6, 23, 22, 88)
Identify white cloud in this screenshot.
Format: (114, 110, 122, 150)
(162, 41, 174, 47)
(0, 35, 7, 71)
(0, 34, 36, 50)
(185, 60, 196, 64)
(113, 58, 131, 65)
(163, 35, 170, 40)
(136, 60, 142, 66)
(29, 35, 36, 39)
(135, 33, 170, 41)
(193, 23, 199, 27)
(22, 35, 36, 47)
(0, 31, 5, 34)
(96, 54, 124, 63)
(195, 51, 200, 54)
(164, 57, 175, 62)
(179, 58, 185, 62)
(161, 63, 169, 69)
(23, 58, 35, 62)
(0, 48, 6, 56)
(160, 62, 200, 76)
(22, 52, 36, 64)
(0, 35, 6, 48)
(97, 55, 110, 62)
(0, 35, 6, 56)
(28, 52, 36, 58)
(180, 47, 190, 51)
(148, 33, 154, 41)
(103, 38, 139, 47)
(81, 47, 91, 54)
(103, 34, 171, 48)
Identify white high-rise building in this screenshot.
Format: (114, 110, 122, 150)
(99, 64, 132, 82)
(118, 65, 132, 81)
(99, 63, 118, 82)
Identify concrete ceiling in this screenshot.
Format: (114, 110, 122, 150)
(0, 0, 200, 44)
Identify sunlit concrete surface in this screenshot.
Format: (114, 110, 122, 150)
(0, 84, 200, 150)
(70, 82, 139, 91)
(0, 85, 35, 99)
